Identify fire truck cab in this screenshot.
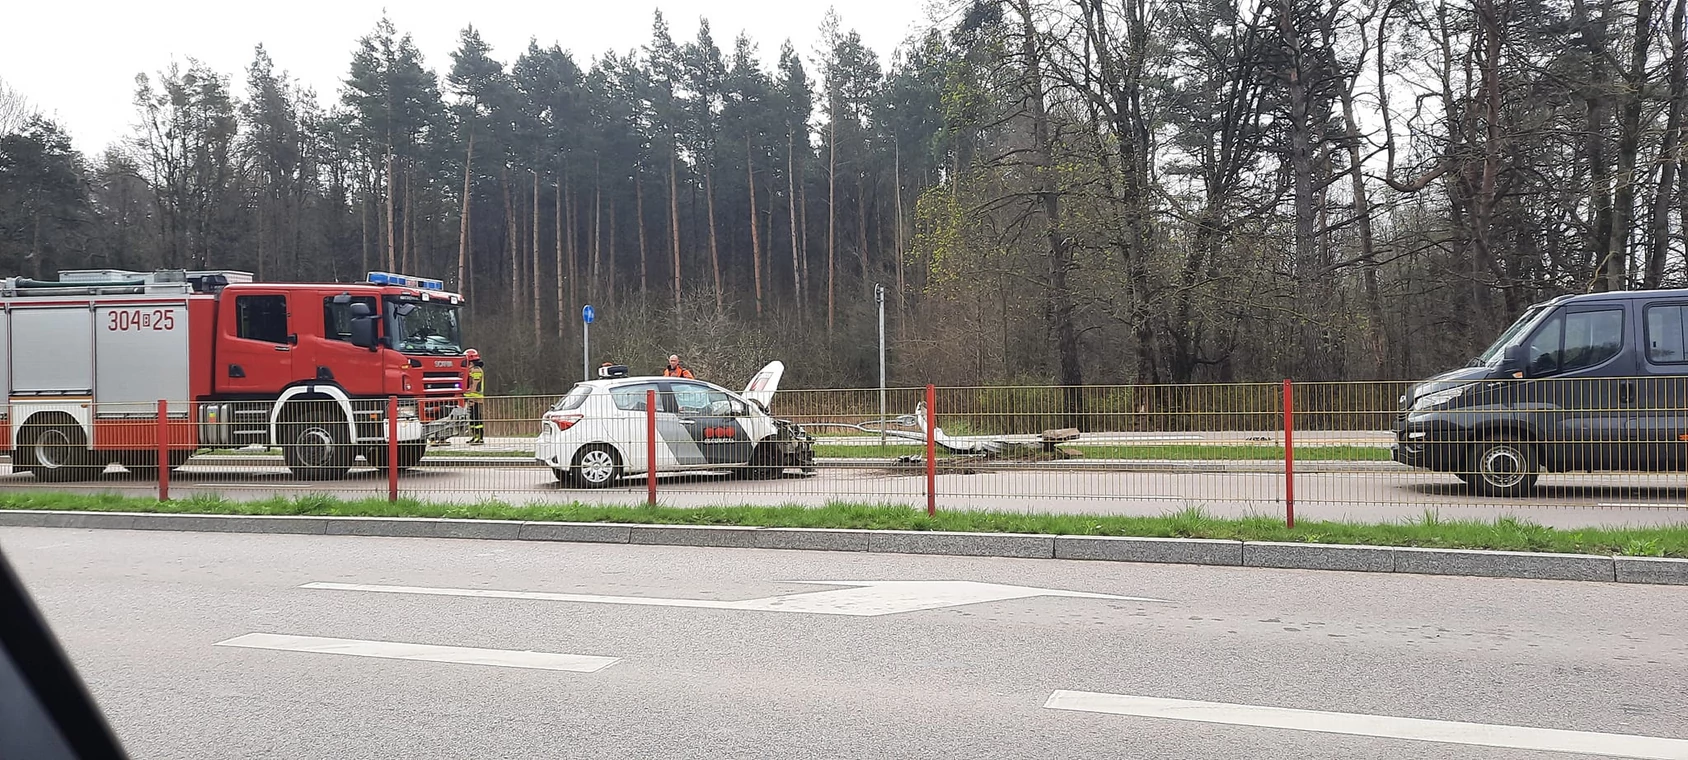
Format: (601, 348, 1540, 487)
(1, 269, 470, 481)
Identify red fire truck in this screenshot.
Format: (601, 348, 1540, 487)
(1, 269, 470, 481)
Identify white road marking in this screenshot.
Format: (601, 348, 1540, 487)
(1043, 691, 1688, 759)
(302, 580, 1163, 617)
(215, 633, 620, 673)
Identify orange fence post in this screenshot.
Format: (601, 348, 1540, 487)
(387, 396, 399, 503)
(1283, 378, 1295, 529)
(156, 399, 169, 502)
(646, 389, 658, 506)
(925, 384, 937, 517)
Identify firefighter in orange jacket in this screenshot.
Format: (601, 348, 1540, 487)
(662, 354, 694, 379)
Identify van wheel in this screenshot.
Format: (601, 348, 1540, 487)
(28, 424, 93, 482)
(283, 409, 351, 480)
(570, 445, 621, 488)
(1467, 438, 1538, 497)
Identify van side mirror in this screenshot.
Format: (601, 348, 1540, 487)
(1501, 344, 1528, 378)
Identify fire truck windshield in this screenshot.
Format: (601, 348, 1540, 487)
(390, 300, 464, 355)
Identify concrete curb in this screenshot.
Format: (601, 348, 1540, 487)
(3, 509, 1684, 586)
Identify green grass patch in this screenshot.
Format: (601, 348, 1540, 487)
(2, 491, 1682, 558)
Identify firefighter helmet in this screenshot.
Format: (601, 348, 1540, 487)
(464, 348, 480, 361)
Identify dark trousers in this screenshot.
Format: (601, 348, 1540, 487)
(468, 401, 484, 441)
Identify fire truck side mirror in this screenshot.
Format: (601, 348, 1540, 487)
(348, 302, 378, 351)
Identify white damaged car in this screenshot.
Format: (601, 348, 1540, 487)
(535, 361, 816, 487)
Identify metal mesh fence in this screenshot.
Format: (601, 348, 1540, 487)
(4, 378, 1688, 528)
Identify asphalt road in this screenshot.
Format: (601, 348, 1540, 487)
(6, 457, 1688, 528)
(3, 527, 1684, 759)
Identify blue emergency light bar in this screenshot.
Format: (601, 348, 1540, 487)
(367, 271, 445, 290)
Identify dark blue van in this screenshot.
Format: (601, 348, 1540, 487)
(1393, 289, 1688, 496)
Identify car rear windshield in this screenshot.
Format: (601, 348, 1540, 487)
(552, 385, 592, 411)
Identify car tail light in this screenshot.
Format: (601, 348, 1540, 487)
(545, 413, 583, 434)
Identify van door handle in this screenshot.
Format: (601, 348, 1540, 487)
(273, 345, 290, 352)
(677, 418, 696, 425)
(1619, 381, 1636, 404)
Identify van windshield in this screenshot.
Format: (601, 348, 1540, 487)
(1471, 304, 1550, 367)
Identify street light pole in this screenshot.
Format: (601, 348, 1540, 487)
(876, 283, 886, 449)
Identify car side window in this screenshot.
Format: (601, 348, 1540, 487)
(1560, 309, 1623, 372)
(671, 384, 711, 414)
(610, 382, 660, 412)
(670, 383, 737, 415)
(1646, 304, 1687, 364)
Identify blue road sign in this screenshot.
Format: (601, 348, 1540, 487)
(583, 305, 595, 324)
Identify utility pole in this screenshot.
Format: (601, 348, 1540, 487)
(876, 283, 886, 448)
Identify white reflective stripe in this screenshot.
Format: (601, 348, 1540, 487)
(1043, 691, 1688, 759)
(216, 633, 619, 673)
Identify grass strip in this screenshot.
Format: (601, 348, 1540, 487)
(1, 491, 1682, 558)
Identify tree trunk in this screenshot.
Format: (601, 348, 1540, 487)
(705, 166, 723, 313)
(669, 149, 682, 309)
(636, 172, 648, 302)
(1649, 0, 1687, 287)
(788, 130, 803, 312)
(402, 164, 415, 273)
(457, 131, 473, 296)
(1611, 0, 1655, 292)
(856, 170, 870, 288)
(1340, 70, 1386, 379)
(1015, 0, 1083, 422)
(800, 167, 811, 316)
(385, 150, 396, 271)
(563, 177, 570, 336)
(894, 139, 906, 323)
(566, 180, 577, 318)
(748, 136, 763, 317)
(607, 198, 617, 311)
(826, 111, 837, 336)
(361, 173, 372, 280)
(531, 169, 541, 338)
(592, 163, 602, 299)
(503, 165, 519, 319)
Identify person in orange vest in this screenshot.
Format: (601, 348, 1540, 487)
(662, 354, 694, 379)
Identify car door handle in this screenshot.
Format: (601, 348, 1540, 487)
(273, 345, 290, 352)
(677, 418, 696, 425)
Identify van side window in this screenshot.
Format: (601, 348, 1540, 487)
(1561, 310, 1623, 371)
(1645, 305, 1687, 363)
(1525, 309, 1623, 375)
(1532, 309, 1620, 376)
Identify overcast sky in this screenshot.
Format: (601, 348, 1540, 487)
(2, 1, 937, 154)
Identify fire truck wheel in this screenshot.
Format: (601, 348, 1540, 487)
(27, 424, 93, 482)
(282, 410, 352, 480)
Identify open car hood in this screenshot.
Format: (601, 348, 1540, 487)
(742, 361, 784, 409)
